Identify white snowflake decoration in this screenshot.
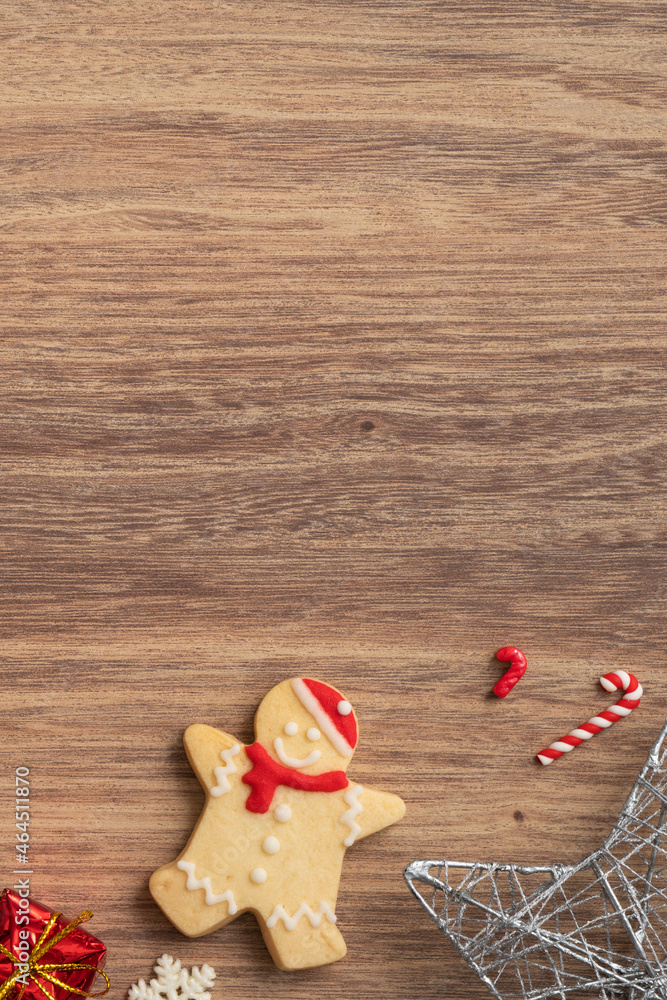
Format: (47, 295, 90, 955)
(128, 955, 216, 1000)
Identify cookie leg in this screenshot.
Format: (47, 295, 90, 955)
(149, 861, 239, 937)
(259, 915, 347, 970)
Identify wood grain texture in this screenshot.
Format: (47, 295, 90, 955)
(1, 1, 666, 997)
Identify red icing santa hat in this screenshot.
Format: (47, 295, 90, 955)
(291, 678, 357, 757)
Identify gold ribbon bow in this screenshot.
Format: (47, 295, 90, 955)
(0, 909, 110, 1000)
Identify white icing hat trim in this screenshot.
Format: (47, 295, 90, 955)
(291, 678, 354, 757)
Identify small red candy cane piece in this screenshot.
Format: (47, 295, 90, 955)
(536, 670, 643, 765)
(493, 647, 527, 698)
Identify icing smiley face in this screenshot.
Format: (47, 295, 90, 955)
(273, 737, 321, 768)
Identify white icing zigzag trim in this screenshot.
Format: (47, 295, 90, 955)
(341, 784, 364, 847)
(291, 679, 354, 757)
(177, 860, 238, 913)
(211, 743, 241, 796)
(266, 901, 337, 931)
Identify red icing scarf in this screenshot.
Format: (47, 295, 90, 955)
(242, 742, 348, 813)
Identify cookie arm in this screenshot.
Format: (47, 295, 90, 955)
(183, 723, 243, 793)
(342, 784, 406, 843)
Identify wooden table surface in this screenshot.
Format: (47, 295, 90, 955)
(2, 2, 666, 997)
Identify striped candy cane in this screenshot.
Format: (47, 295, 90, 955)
(537, 671, 642, 766)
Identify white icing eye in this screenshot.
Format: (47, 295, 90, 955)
(337, 700, 352, 716)
(306, 727, 321, 742)
(284, 722, 298, 736)
(250, 867, 267, 884)
(263, 836, 280, 855)
(274, 804, 292, 823)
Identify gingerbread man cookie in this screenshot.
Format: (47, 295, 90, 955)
(149, 678, 406, 970)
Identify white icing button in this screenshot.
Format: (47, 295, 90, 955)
(274, 804, 292, 823)
(250, 867, 267, 884)
(306, 727, 321, 742)
(284, 722, 298, 736)
(337, 700, 352, 716)
(263, 836, 280, 855)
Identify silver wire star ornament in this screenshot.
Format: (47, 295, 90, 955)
(405, 719, 667, 1000)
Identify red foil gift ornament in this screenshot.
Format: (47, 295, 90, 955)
(0, 890, 109, 1000)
